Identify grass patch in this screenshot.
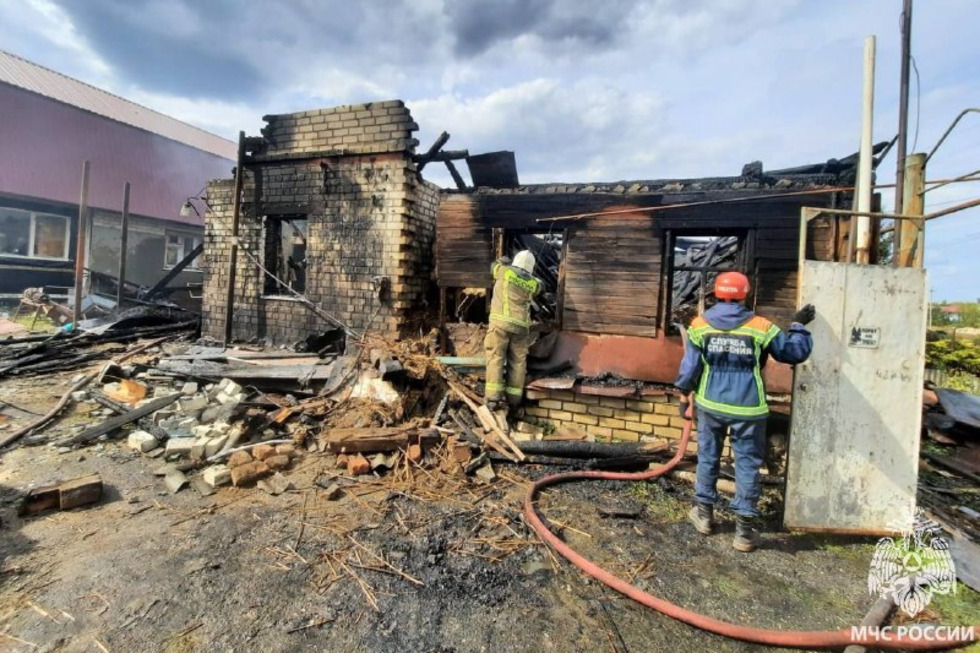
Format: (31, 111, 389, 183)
(10, 311, 59, 332)
(628, 481, 688, 523)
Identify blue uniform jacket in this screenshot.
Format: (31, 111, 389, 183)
(674, 302, 812, 419)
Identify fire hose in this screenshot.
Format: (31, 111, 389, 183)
(522, 409, 979, 650)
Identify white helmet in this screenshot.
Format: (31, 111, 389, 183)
(513, 250, 535, 275)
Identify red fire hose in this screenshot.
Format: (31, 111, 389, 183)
(522, 412, 979, 650)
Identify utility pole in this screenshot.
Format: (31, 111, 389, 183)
(893, 0, 914, 262)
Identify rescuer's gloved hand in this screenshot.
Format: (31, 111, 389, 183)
(678, 396, 691, 418)
(793, 304, 816, 325)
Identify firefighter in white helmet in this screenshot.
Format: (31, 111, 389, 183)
(484, 250, 541, 413)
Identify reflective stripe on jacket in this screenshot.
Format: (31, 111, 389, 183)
(489, 261, 541, 331)
(674, 302, 813, 419)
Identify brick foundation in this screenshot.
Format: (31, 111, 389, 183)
(525, 388, 736, 459)
(201, 100, 439, 344)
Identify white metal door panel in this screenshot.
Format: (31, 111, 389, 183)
(784, 261, 927, 534)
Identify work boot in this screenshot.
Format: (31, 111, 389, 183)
(486, 398, 503, 412)
(733, 516, 759, 552)
(688, 503, 714, 535)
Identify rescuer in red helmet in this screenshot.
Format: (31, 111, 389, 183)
(675, 270, 815, 552)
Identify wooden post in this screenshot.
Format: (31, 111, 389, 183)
(224, 131, 246, 345)
(898, 153, 926, 268)
(73, 160, 91, 330)
(439, 286, 448, 354)
(116, 181, 131, 308)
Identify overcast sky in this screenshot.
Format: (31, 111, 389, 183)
(1, 0, 977, 300)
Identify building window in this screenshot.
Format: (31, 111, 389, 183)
(164, 233, 202, 269)
(0, 207, 70, 260)
(263, 216, 308, 295)
(665, 231, 749, 334)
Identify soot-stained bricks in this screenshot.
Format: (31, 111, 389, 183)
(201, 100, 439, 344)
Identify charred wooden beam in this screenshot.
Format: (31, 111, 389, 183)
(143, 243, 204, 301)
(445, 160, 468, 190)
(415, 131, 451, 171)
(69, 393, 181, 446)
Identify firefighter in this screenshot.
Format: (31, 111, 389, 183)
(675, 271, 815, 552)
(484, 250, 541, 414)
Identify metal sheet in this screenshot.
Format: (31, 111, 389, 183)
(935, 388, 980, 430)
(785, 261, 927, 533)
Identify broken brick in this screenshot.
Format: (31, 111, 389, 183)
(407, 443, 423, 463)
(275, 443, 296, 457)
(227, 451, 253, 468)
(230, 461, 271, 486)
(347, 454, 371, 476)
(265, 454, 291, 471)
(252, 443, 276, 461)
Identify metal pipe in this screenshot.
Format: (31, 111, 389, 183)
(926, 108, 980, 163)
(73, 160, 91, 330)
(855, 36, 876, 265)
(116, 181, 131, 308)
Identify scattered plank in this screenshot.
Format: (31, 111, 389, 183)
(68, 394, 181, 446)
(19, 474, 103, 515)
(319, 427, 440, 454)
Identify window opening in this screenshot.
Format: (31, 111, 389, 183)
(504, 231, 563, 323)
(668, 233, 745, 334)
(164, 233, 202, 269)
(0, 207, 69, 260)
(263, 216, 308, 295)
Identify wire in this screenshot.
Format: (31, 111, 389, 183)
(911, 55, 921, 152)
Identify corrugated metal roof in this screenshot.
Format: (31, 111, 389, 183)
(0, 49, 237, 160)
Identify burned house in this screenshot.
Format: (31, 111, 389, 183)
(436, 166, 865, 447)
(201, 101, 439, 343)
(0, 50, 235, 306)
(200, 98, 871, 450)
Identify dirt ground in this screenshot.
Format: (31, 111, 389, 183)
(2, 367, 979, 653)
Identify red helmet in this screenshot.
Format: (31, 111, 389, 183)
(714, 271, 750, 300)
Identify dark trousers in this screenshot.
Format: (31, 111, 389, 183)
(694, 408, 767, 517)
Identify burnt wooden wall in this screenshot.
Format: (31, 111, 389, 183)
(436, 194, 494, 288)
(563, 215, 661, 337)
(435, 190, 839, 334)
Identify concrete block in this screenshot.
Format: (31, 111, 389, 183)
(177, 416, 200, 429)
(181, 382, 199, 396)
(71, 391, 89, 402)
(202, 465, 231, 487)
(190, 436, 210, 460)
(153, 410, 175, 425)
(178, 395, 209, 412)
(127, 430, 158, 453)
(164, 469, 189, 494)
(204, 434, 229, 458)
(165, 437, 195, 458)
(192, 425, 213, 439)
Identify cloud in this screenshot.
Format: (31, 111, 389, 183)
(412, 78, 671, 184)
(445, 0, 636, 57)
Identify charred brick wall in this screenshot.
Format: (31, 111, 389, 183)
(201, 100, 437, 344)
